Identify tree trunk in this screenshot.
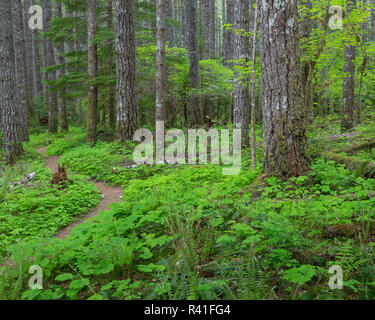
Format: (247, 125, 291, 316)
(106, 1, 116, 128)
(250, 0, 259, 170)
(87, 0, 98, 143)
(222, 0, 226, 62)
(233, 0, 250, 147)
(41, 0, 58, 134)
(31, 22, 43, 107)
(66, 9, 77, 121)
(55, 2, 69, 132)
(260, 0, 308, 178)
(12, 0, 30, 142)
(24, 0, 35, 110)
(185, 0, 203, 125)
(156, 0, 167, 122)
(371, 0, 375, 42)
(115, 0, 139, 141)
(201, 0, 211, 60)
(165, 0, 174, 46)
(210, 0, 216, 57)
(0, 0, 24, 164)
(225, 0, 235, 66)
(341, 0, 357, 132)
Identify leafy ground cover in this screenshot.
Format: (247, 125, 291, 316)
(1, 122, 375, 300)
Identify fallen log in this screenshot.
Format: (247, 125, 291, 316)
(336, 139, 375, 155)
(323, 152, 375, 178)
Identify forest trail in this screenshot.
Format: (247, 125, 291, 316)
(37, 147, 123, 239)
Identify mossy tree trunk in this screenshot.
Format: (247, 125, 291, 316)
(260, 0, 309, 178)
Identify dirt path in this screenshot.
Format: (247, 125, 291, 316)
(38, 147, 123, 239)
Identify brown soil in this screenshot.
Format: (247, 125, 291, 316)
(37, 147, 123, 239)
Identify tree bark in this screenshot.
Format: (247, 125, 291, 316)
(65, 9, 77, 121)
(106, 1, 116, 128)
(250, 0, 259, 170)
(87, 0, 98, 143)
(341, 0, 357, 132)
(225, 0, 235, 66)
(210, 0, 216, 57)
(185, 0, 203, 125)
(31, 21, 43, 107)
(55, 2, 69, 132)
(260, 0, 309, 178)
(24, 0, 35, 110)
(371, 0, 375, 42)
(115, 0, 139, 141)
(41, 0, 58, 134)
(201, 0, 211, 60)
(12, 0, 30, 142)
(156, 0, 167, 122)
(0, 0, 24, 163)
(233, 0, 250, 147)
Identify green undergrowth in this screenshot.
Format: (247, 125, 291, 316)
(2, 128, 375, 300)
(2, 151, 375, 300)
(0, 149, 101, 258)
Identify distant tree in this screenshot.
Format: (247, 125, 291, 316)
(341, 0, 357, 131)
(115, 0, 139, 141)
(41, 0, 58, 134)
(23, 0, 35, 112)
(65, 9, 77, 121)
(106, 1, 116, 128)
(185, 0, 203, 125)
(233, 0, 250, 147)
(225, 0, 235, 66)
(0, 0, 25, 163)
(371, 0, 375, 41)
(55, 1, 69, 132)
(87, 0, 98, 143)
(156, 0, 167, 122)
(250, 0, 259, 170)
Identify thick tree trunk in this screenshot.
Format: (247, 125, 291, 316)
(55, 2, 69, 132)
(12, 0, 30, 142)
(115, 0, 139, 141)
(0, 0, 24, 163)
(185, 0, 203, 125)
(260, 0, 308, 178)
(341, 0, 357, 132)
(41, 0, 58, 134)
(106, 1, 116, 128)
(156, 0, 167, 122)
(233, 0, 250, 147)
(87, 0, 98, 143)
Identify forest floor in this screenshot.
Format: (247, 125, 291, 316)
(37, 147, 123, 239)
(1, 119, 375, 300)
